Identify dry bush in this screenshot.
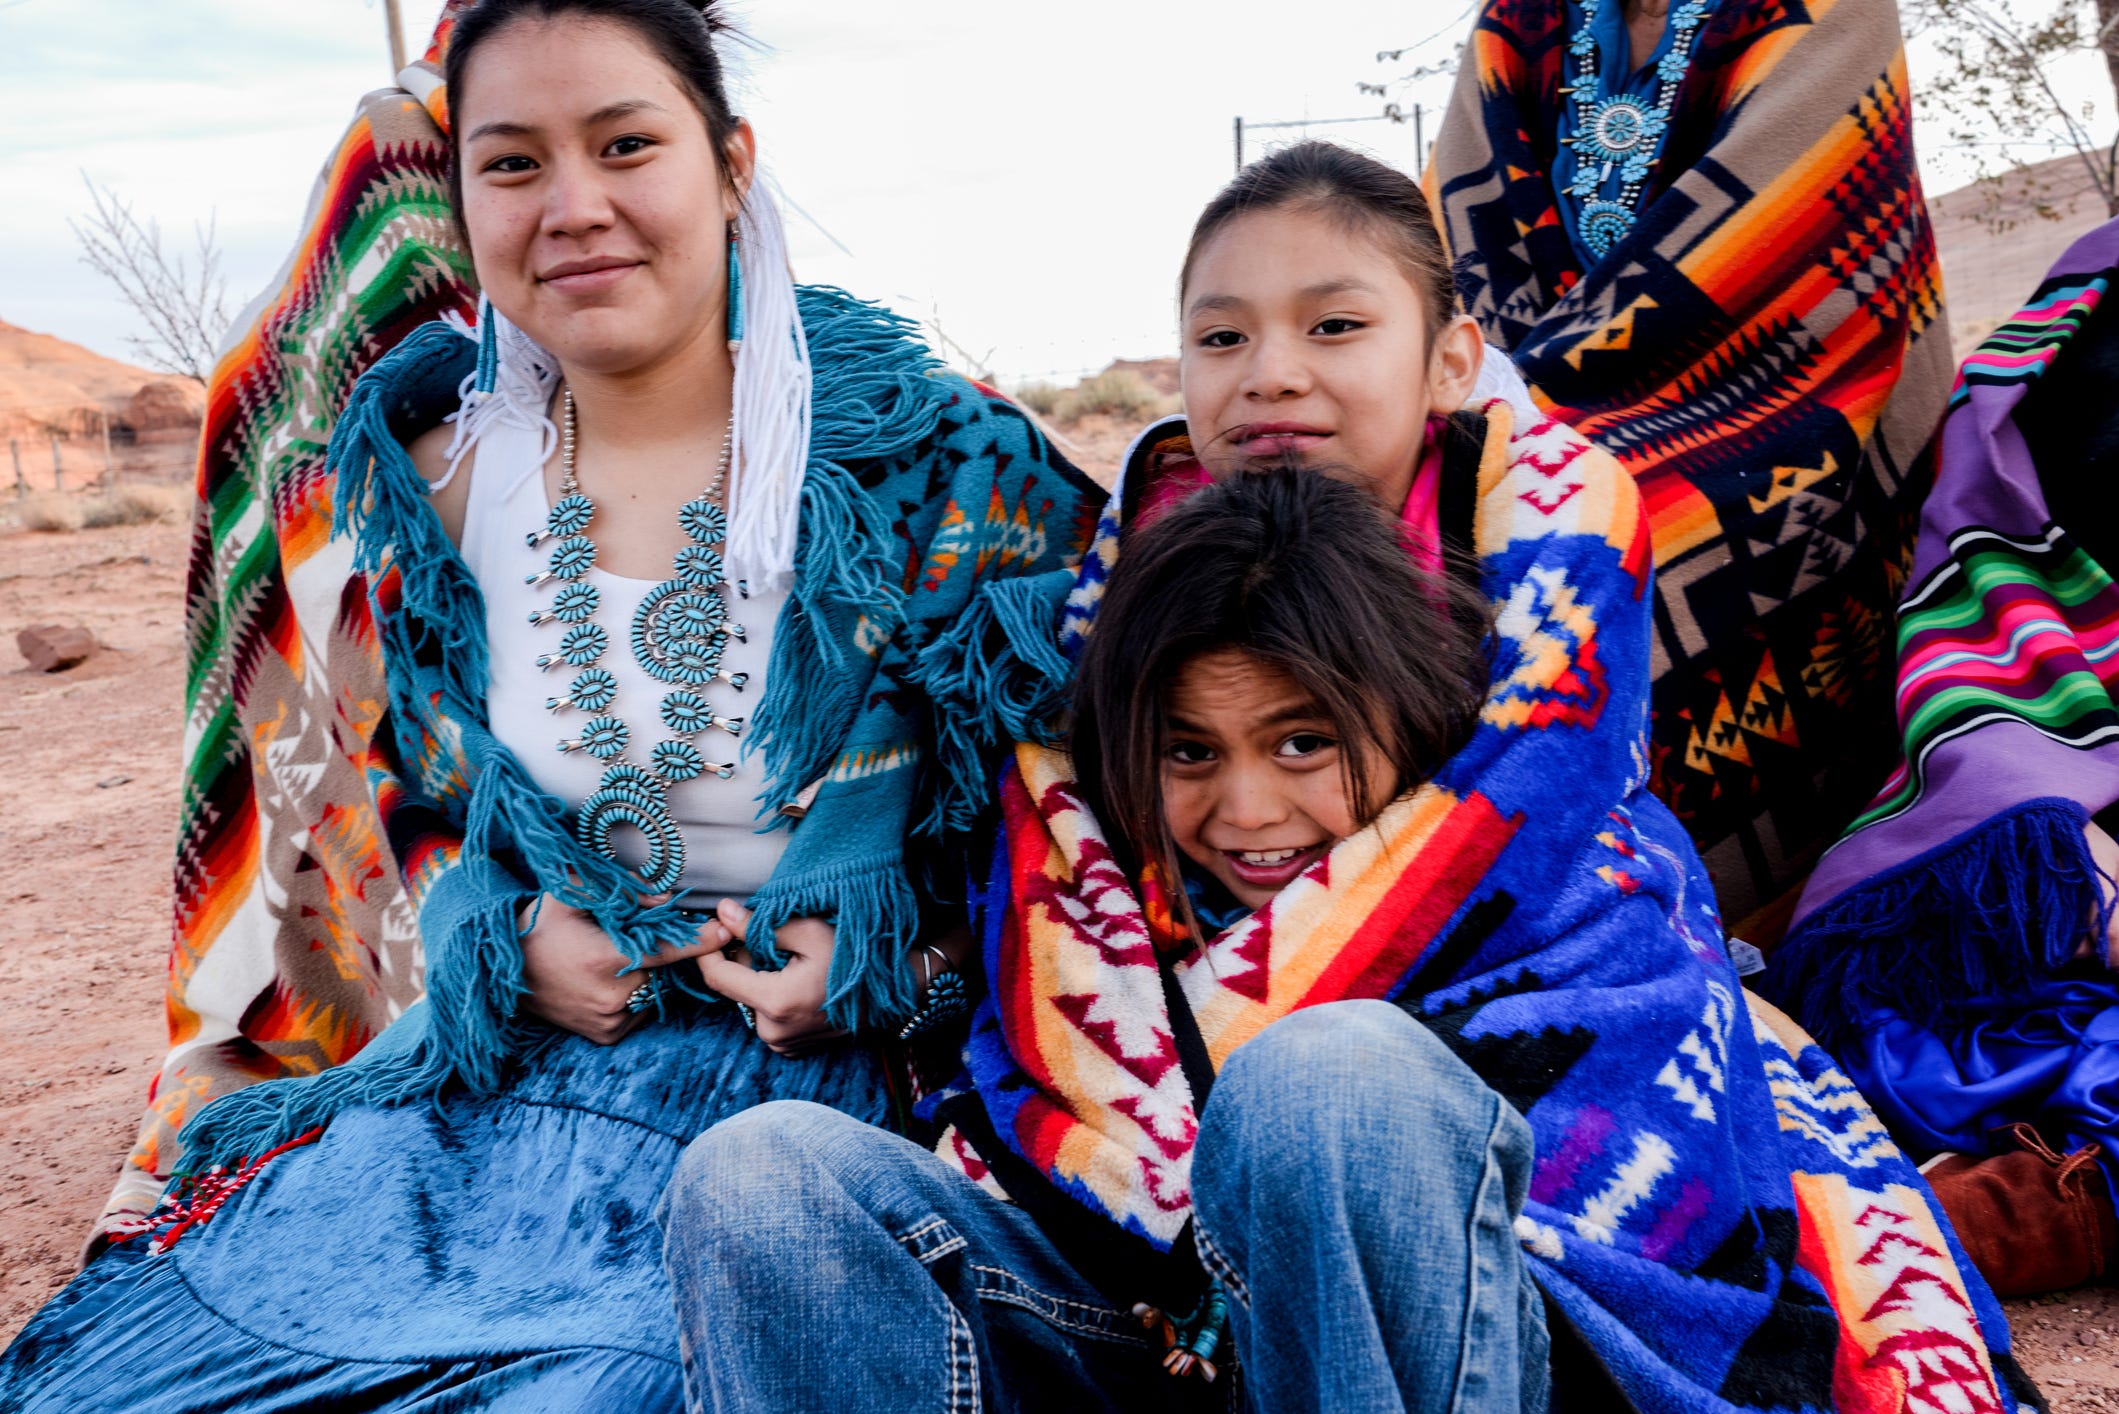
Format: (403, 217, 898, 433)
(5, 484, 189, 534)
(10, 492, 83, 533)
(1012, 382, 1065, 417)
(79, 483, 188, 528)
(1056, 369, 1163, 423)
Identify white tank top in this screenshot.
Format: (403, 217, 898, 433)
(459, 415, 791, 900)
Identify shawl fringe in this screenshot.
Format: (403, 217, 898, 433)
(748, 288, 953, 825)
(746, 855, 924, 1028)
(1768, 797, 2104, 1047)
(907, 570, 1077, 840)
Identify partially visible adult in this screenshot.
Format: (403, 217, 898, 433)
(1433, 0, 1951, 924)
(1765, 222, 2119, 1297)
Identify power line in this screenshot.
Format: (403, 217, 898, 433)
(1232, 110, 1426, 173)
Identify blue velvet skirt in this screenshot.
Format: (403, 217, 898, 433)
(0, 1005, 887, 1411)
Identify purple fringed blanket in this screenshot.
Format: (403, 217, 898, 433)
(1764, 219, 2119, 1178)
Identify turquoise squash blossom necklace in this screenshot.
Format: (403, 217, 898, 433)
(1562, 0, 1710, 259)
(525, 387, 747, 893)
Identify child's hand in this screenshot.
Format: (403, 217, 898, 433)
(694, 901, 849, 1056)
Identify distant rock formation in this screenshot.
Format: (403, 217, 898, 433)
(0, 320, 200, 448)
(1104, 356, 1179, 397)
(127, 379, 207, 444)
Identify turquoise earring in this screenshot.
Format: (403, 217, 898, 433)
(473, 292, 499, 398)
(725, 223, 744, 355)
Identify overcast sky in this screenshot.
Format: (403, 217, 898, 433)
(1, 0, 2110, 384)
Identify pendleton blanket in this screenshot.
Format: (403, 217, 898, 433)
(103, 46, 470, 1237)
(1432, 0, 1952, 924)
(108, 9, 1097, 1234)
(939, 405, 2036, 1413)
(1765, 222, 2119, 1177)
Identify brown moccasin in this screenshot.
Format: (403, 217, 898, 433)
(1923, 1122, 2118, 1298)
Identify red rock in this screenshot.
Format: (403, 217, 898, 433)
(126, 379, 204, 433)
(16, 623, 95, 672)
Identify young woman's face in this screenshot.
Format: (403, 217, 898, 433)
(1161, 648, 1393, 912)
(454, 18, 754, 378)
(1179, 204, 1481, 510)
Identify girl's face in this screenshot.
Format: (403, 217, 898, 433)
(1179, 205, 1483, 511)
(455, 18, 754, 378)
(1161, 648, 1395, 912)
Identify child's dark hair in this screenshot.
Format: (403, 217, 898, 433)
(1071, 467, 1491, 921)
(442, 0, 744, 220)
(1180, 140, 1457, 336)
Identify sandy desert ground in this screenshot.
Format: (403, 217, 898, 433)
(3, 444, 2117, 1407)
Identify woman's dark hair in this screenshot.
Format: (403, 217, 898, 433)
(1180, 140, 1457, 335)
(1071, 466, 1491, 924)
(442, 0, 743, 219)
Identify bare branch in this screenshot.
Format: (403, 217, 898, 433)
(1911, 0, 2119, 222)
(67, 176, 232, 384)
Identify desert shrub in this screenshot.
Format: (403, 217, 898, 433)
(12, 492, 82, 533)
(1013, 381, 1065, 417)
(78, 483, 188, 528)
(1057, 369, 1162, 423)
(6, 484, 188, 533)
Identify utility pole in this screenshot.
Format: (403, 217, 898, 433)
(384, 0, 407, 78)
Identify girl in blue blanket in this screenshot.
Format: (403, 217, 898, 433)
(659, 145, 2034, 1414)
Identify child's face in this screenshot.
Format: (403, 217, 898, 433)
(1161, 649, 1390, 912)
(1179, 204, 1481, 512)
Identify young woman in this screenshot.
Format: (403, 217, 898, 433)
(0, 0, 1099, 1405)
(661, 144, 2032, 1413)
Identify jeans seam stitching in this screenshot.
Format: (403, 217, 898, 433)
(972, 1288, 1153, 1345)
(1449, 1097, 1512, 1411)
(967, 1265, 1149, 1343)
(1190, 1222, 1251, 1308)
(946, 1300, 980, 1413)
(898, 1216, 951, 1245)
(917, 1234, 969, 1265)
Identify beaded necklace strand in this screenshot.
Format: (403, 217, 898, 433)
(1561, 0, 1710, 258)
(525, 387, 747, 892)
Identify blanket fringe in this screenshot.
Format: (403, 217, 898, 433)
(745, 288, 954, 819)
(744, 855, 923, 1032)
(907, 570, 1076, 840)
(1766, 797, 2106, 1047)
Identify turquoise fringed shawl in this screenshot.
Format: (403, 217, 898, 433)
(180, 287, 1100, 1170)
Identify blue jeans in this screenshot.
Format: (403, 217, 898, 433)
(661, 1000, 1550, 1413)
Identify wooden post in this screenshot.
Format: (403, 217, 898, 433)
(100, 410, 114, 491)
(383, 0, 407, 77)
(1233, 116, 1245, 174)
(50, 435, 62, 493)
(9, 439, 23, 498)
